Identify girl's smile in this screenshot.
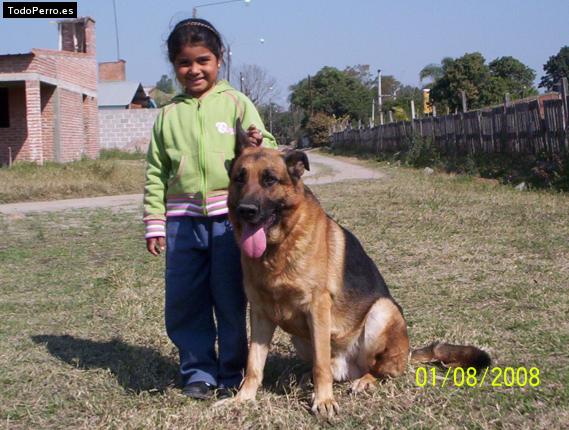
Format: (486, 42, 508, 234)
(174, 43, 220, 98)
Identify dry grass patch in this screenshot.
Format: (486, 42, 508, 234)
(1, 165, 568, 429)
(0, 158, 145, 204)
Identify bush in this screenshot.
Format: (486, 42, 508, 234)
(404, 134, 441, 168)
(305, 113, 336, 147)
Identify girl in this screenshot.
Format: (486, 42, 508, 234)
(144, 18, 277, 400)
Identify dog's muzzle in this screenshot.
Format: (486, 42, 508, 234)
(237, 203, 261, 223)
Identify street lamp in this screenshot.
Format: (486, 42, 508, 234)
(192, 0, 251, 18)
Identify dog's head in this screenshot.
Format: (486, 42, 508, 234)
(227, 119, 310, 259)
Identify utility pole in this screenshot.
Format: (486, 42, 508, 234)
(377, 69, 384, 125)
(308, 74, 313, 116)
(269, 86, 273, 134)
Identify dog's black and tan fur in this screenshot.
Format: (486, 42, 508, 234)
(225, 121, 490, 417)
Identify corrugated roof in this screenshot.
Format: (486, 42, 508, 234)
(97, 81, 143, 107)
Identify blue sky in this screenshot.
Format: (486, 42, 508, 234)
(1, 0, 567, 106)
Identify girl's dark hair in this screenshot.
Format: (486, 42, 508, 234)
(167, 18, 224, 63)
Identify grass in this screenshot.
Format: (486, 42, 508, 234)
(1, 162, 568, 429)
(0, 151, 145, 204)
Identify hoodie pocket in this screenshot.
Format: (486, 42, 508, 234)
(206, 149, 234, 190)
(168, 155, 186, 187)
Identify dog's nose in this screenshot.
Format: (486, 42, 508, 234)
(237, 203, 260, 221)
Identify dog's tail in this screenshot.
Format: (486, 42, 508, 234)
(410, 342, 491, 369)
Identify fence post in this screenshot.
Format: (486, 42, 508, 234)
(461, 90, 467, 112)
(561, 77, 568, 151)
(388, 110, 394, 123)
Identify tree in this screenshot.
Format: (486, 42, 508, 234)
(235, 64, 277, 105)
(257, 103, 298, 145)
(289, 66, 373, 121)
(344, 64, 375, 88)
(489, 56, 537, 98)
(539, 46, 569, 91)
(429, 53, 539, 111)
(419, 58, 453, 87)
(383, 85, 423, 121)
(379, 75, 401, 99)
(155, 74, 175, 94)
(430, 52, 491, 111)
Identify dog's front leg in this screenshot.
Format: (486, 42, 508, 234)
(308, 294, 339, 418)
(235, 307, 276, 401)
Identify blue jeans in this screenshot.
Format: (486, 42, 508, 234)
(165, 215, 247, 388)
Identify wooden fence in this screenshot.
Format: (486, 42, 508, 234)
(331, 94, 569, 157)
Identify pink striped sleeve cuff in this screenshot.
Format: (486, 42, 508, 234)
(145, 219, 166, 239)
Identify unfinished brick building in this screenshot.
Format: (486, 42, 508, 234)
(0, 17, 99, 165)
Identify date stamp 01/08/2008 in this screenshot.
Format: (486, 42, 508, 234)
(415, 367, 541, 388)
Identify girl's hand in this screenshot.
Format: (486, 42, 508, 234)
(246, 124, 263, 146)
(146, 237, 166, 256)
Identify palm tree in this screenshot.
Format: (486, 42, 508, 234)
(419, 57, 452, 88)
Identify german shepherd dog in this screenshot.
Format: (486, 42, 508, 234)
(224, 121, 490, 418)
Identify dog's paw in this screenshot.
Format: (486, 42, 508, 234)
(349, 374, 377, 394)
(311, 396, 340, 419)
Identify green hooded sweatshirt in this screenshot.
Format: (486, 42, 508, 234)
(143, 80, 277, 238)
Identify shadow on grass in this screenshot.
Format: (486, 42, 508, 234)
(263, 352, 310, 394)
(31, 334, 177, 394)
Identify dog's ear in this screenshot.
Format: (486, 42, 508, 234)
(284, 150, 310, 181)
(235, 118, 249, 158)
(225, 158, 235, 176)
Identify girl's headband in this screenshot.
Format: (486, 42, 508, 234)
(180, 21, 221, 41)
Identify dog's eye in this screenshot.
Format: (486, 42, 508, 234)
(262, 174, 278, 187)
(234, 169, 246, 184)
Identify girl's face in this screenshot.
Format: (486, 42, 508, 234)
(174, 43, 220, 98)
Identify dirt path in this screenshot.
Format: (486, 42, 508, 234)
(0, 151, 385, 215)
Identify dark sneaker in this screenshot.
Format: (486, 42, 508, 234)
(182, 381, 215, 400)
(216, 386, 239, 400)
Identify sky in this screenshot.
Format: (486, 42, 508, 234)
(1, 0, 568, 106)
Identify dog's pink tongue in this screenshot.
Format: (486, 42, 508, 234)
(240, 223, 267, 259)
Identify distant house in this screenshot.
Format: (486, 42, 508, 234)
(0, 17, 99, 165)
(97, 60, 152, 109)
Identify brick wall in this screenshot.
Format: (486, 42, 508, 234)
(83, 95, 99, 158)
(31, 50, 97, 93)
(25, 80, 43, 163)
(98, 108, 159, 152)
(58, 88, 85, 161)
(0, 54, 33, 73)
(99, 60, 126, 82)
(40, 83, 56, 160)
(0, 17, 98, 165)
